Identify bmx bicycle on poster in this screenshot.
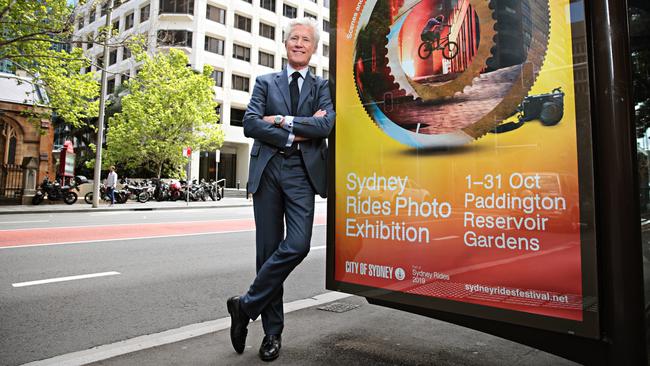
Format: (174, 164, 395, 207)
(417, 35, 459, 60)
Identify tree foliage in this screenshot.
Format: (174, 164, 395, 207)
(105, 48, 224, 178)
(0, 0, 99, 128)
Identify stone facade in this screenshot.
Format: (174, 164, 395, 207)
(0, 73, 54, 204)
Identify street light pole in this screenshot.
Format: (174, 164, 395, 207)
(92, 0, 113, 208)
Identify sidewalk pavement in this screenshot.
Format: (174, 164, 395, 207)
(86, 296, 577, 366)
(0, 197, 327, 215)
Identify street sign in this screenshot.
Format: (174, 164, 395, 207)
(183, 147, 192, 157)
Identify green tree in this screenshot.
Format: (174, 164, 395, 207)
(105, 48, 224, 178)
(0, 0, 100, 128)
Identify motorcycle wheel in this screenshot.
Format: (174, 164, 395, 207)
(208, 191, 216, 201)
(137, 191, 150, 203)
(117, 192, 128, 204)
(64, 192, 78, 205)
(32, 194, 44, 205)
(200, 192, 207, 201)
(84, 192, 93, 204)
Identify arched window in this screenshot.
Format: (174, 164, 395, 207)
(1, 119, 19, 165)
(8, 136, 16, 165)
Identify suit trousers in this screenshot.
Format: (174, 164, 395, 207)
(240, 152, 315, 335)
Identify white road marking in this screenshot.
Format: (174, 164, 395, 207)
(0, 220, 49, 224)
(0, 224, 327, 250)
(433, 235, 459, 241)
(12, 271, 121, 288)
(22, 291, 353, 366)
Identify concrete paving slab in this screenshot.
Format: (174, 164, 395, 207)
(88, 296, 578, 366)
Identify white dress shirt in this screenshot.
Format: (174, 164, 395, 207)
(283, 65, 309, 146)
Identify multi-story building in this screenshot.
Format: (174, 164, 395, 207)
(73, 0, 331, 187)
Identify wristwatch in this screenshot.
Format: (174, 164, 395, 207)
(273, 115, 283, 127)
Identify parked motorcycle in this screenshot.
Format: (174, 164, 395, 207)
(152, 179, 171, 202)
(84, 183, 128, 204)
(32, 176, 79, 205)
(203, 179, 222, 201)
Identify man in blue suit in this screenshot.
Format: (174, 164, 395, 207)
(226, 17, 334, 362)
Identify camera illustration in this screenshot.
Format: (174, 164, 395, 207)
(493, 88, 565, 133)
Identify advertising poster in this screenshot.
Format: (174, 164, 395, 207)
(330, 0, 598, 336)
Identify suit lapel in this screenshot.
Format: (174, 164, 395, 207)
(274, 70, 292, 115)
(297, 72, 315, 114)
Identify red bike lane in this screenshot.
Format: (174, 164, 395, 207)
(0, 216, 327, 248)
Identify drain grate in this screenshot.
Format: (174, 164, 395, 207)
(317, 302, 360, 313)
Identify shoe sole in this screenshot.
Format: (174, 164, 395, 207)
(260, 353, 280, 362)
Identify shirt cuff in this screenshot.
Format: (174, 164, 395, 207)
(283, 116, 294, 132)
(286, 133, 295, 147)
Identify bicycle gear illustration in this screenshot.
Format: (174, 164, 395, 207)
(352, 0, 551, 148)
(386, 0, 497, 101)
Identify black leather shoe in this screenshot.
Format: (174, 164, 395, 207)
(259, 335, 281, 361)
(226, 296, 249, 354)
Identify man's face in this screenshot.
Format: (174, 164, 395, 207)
(285, 24, 316, 69)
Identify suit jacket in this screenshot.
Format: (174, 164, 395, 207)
(243, 69, 335, 198)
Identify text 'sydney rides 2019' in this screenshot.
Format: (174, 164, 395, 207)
(332, 0, 598, 337)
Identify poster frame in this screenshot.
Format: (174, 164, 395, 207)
(325, 0, 647, 364)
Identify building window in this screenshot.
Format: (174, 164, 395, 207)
(308, 65, 316, 75)
(234, 14, 252, 32)
(230, 107, 246, 126)
(97, 54, 104, 68)
(323, 44, 329, 57)
(211, 69, 223, 87)
(159, 0, 194, 15)
(125, 12, 134, 30)
(123, 46, 132, 59)
(78, 17, 85, 30)
(112, 19, 120, 31)
(215, 105, 222, 123)
(86, 33, 94, 49)
(258, 51, 274, 68)
(323, 19, 330, 33)
(204, 36, 224, 54)
(260, 0, 275, 12)
(140, 4, 150, 22)
(232, 44, 251, 62)
(232, 75, 250, 92)
(101, 3, 107, 17)
(158, 30, 193, 47)
(281, 57, 287, 69)
(283, 4, 297, 18)
(322, 69, 329, 79)
(206, 4, 225, 23)
(89, 9, 96, 23)
(259, 23, 275, 40)
(109, 49, 118, 65)
(304, 11, 316, 19)
(323, 0, 329, 8)
(107, 78, 116, 94)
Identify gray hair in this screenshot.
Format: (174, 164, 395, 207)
(283, 17, 320, 45)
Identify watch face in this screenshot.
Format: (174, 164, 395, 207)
(274, 116, 282, 125)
